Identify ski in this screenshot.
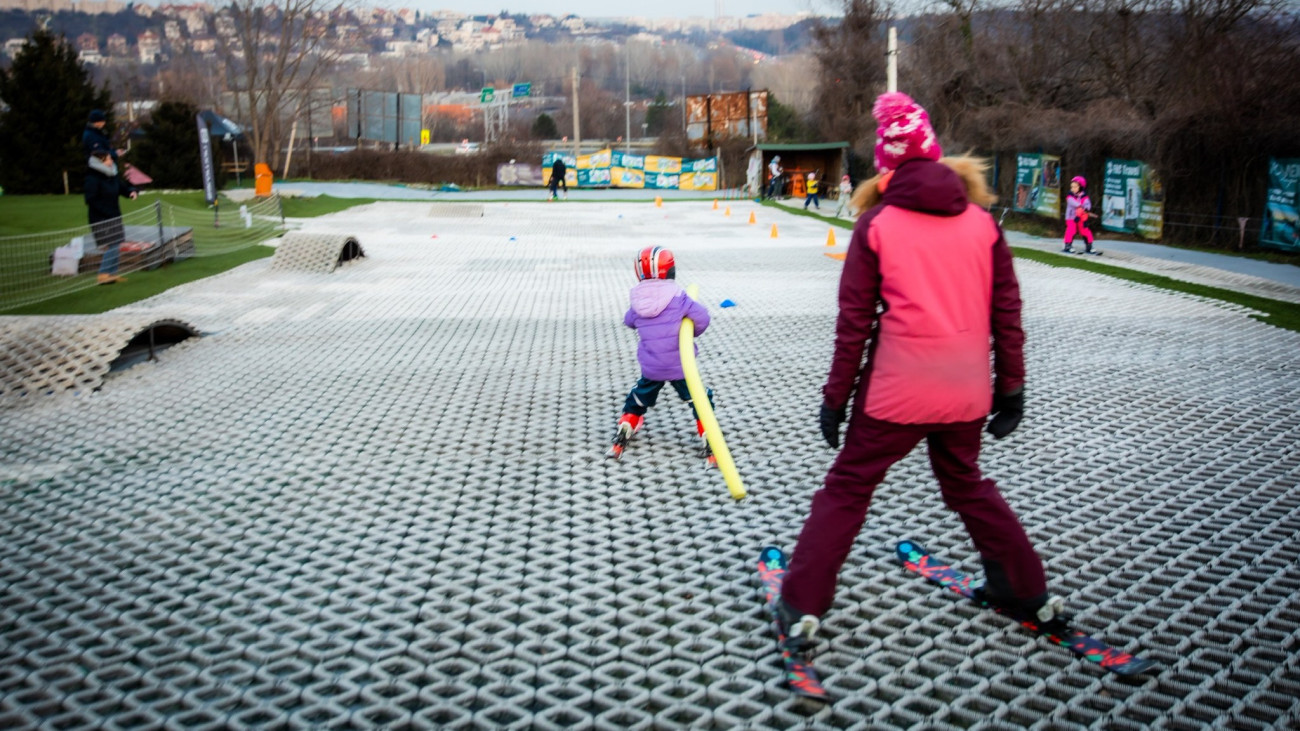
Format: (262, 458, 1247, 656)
(757, 546, 830, 701)
(896, 540, 1157, 676)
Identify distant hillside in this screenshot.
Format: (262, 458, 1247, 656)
(0, 9, 155, 47)
(724, 18, 821, 56)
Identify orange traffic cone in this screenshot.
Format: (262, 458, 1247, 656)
(826, 228, 836, 247)
(712, 199, 719, 210)
(748, 211, 757, 224)
(770, 224, 779, 239)
(655, 196, 663, 207)
(724, 206, 731, 217)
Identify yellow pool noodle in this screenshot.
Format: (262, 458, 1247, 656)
(679, 284, 747, 500)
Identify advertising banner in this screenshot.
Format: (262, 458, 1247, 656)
(1012, 153, 1061, 218)
(1261, 158, 1300, 252)
(679, 157, 718, 190)
(540, 149, 717, 190)
(196, 114, 216, 205)
(1101, 159, 1165, 240)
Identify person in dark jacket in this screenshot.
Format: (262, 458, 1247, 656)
(605, 246, 716, 463)
(82, 109, 118, 163)
(770, 92, 1061, 657)
(85, 144, 137, 284)
(549, 157, 568, 200)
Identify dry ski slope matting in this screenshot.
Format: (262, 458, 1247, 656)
(2, 200, 1299, 730)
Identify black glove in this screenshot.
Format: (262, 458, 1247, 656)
(819, 404, 847, 449)
(987, 388, 1024, 439)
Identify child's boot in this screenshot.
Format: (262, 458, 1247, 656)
(605, 413, 643, 460)
(695, 419, 717, 468)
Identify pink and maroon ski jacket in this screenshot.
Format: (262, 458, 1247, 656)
(823, 159, 1025, 425)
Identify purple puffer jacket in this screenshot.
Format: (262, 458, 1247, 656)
(624, 279, 710, 381)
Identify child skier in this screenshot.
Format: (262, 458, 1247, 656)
(803, 172, 821, 211)
(1063, 175, 1098, 254)
(772, 92, 1063, 657)
(834, 174, 854, 218)
(607, 246, 716, 465)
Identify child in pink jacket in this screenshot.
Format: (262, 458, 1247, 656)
(1063, 175, 1099, 255)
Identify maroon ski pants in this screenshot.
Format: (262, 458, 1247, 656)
(782, 415, 1046, 617)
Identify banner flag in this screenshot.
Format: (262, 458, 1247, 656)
(197, 114, 216, 205)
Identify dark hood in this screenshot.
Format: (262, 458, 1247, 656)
(881, 159, 970, 216)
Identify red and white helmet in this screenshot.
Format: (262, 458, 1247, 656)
(635, 246, 676, 281)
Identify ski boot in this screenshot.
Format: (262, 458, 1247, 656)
(1061, 246, 1074, 254)
(975, 586, 1071, 630)
(605, 413, 643, 460)
(695, 419, 717, 468)
(771, 595, 820, 655)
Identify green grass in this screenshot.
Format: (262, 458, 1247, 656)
(0, 191, 212, 237)
(1, 246, 274, 315)
(0, 192, 378, 315)
(278, 195, 378, 217)
(1012, 247, 1300, 333)
(761, 198, 854, 229)
(0, 191, 376, 237)
(762, 198, 1300, 333)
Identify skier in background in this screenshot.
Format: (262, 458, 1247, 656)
(803, 171, 821, 211)
(834, 174, 854, 218)
(549, 157, 568, 200)
(1063, 176, 1099, 254)
(765, 155, 784, 200)
(771, 92, 1063, 656)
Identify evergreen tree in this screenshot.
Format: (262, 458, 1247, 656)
(644, 91, 671, 136)
(129, 100, 207, 189)
(531, 113, 559, 140)
(0, 29, 111, 194)
(766, 94, 813, 143)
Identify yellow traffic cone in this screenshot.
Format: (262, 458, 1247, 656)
(655, 196, 663, 207)
(724, 206, 731, 217)
(770, 224, 779, 239)
(748, 211, 757, 224)
(712, 199, 719, 210)
(826, 228, 836, 247)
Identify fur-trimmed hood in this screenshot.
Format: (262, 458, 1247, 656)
(850, 155, 997, 216)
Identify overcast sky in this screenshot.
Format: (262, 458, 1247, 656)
(394, 0, 841, 18)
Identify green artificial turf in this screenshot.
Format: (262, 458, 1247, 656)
(1010, 247, 1300, 333)
(760, 198, 1300, 333)
(1, 246, 274, 315)
(0, 191, 378, 315)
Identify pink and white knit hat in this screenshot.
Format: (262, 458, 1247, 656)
(872, 92, 942, 173)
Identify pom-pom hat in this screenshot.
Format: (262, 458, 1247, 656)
(872, 92, 942, 173)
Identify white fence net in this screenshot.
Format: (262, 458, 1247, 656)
(0, 196, 284, 312)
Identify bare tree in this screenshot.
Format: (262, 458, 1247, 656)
(219, 0, 340, 170)
(812, 0, 893, 153)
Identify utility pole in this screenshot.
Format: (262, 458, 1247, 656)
(571, 66, 581, 158)
(887, 26, 898, 93)
(624, 44, 631, 153)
